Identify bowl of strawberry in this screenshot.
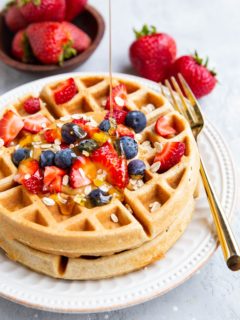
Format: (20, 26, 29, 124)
(0, 0, 105, 72)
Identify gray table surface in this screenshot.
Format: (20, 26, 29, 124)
(0, 0, 240, 319)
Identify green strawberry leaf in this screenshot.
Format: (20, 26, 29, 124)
(59, 41, 77, 66)
(134, 24, 157, 39)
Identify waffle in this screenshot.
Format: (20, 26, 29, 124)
(0, 197, 195, 280)
(0, 75, 200, 258)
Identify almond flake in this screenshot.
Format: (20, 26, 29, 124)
(135, 134, 142, 141)
(40, 143, 52, 149)
(41, 122, 47, 129)
(84, 185, 92, 195)
(82, 150, 90, 157)
(56, 123, 63, 128)
(150, 161, 161, 173)
(69, 144, 75, 148)
(115, 96, 125, 107)
(99, 184, 110, 192)
(60, 115, 71, 122)
(57, 193, 67, 204)
(71, 114, 82, 120)
(0, 138, 4, 148)
(42, 197, 55, 206)
(62, 175, 69, 186)
(24, 174, 31, 180)
(110, 213, 119, 223)
(73, 194, 85, 204)
(101, 98, 107, 107)
(154, 142, 163, 152)
(142, 103, 155, 113)
(149, 201, 161, 212)
(54, 139, 61, 145)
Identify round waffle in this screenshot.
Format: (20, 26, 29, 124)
(0, 75, 200, 258)
(0, 197, 194, 280)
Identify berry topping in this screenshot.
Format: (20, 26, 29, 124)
(23, 175, 43, 194)
(23, 97, 41, 114)
(155, 116, 176, 137)
(12, 148, 30, 167)
(40, 150, 55, 168)
(54, 148, 73, 169)
(118, 136, 138, 160)
(105, 84, 128, 110)
(128, 159, 146, 178)
(69, 156, 93, 189)
(0, 110, 24, 145)
(53, 78, 78, 105)
(14, 158, 41, 184)
(61, 122, 87, 144)
(91, 141, 129, 189)
(78, 139, 99, 154)
(125, 111, 147, 133)
(153, 142, 185, 173)
(23, 114, 50, 133)
(88, 189, 112, 207)
(105, 109, 128, 124)
(99, 119, 110, 132)
(116, 124, 134, 138)
(43, 166, 66, 193)
(43, 128, 60, 143)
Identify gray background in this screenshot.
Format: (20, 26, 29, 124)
(0, 0, 240, 319)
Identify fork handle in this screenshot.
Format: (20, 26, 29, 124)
(200, 157, 240, 271)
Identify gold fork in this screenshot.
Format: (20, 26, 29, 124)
(160, 74, 240, 271)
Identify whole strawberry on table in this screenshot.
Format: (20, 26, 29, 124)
(129, 24, 217, 99)
(4, 0, 91, 65)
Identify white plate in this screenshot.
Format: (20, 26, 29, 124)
(0, 73, 237, 313)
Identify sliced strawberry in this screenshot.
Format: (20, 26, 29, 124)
(43, 166, 66, 193)
(105, 84, 128, 110)
(116, 124, 134, 138)
(23, 175, 43, 194)
(14, 158, 41, 184)
(0, 110, 24, 145)
(153, 142, 185, 173)
(72, 119, 99, 138)
(44, 128, 60, 143)
(90, 141, 129, 189)
(53, 78, 78, 105)
(23, 97, 41, 114)
(105, 109, 128, 124)
(24, 114, 51, 133)
(70, 156, 97, 189)
(155, 116, 177, 137)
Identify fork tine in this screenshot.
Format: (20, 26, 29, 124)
(164, 79, 187, 117)
(177, 73, 204, 122)
(169, 76, 198, 124)
(160, 83, 166, 97)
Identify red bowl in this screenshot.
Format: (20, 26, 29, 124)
(0, 4, 105, 73)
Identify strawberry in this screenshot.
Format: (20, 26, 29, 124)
(65, 0, 87, 21)
(72, 119, 99, 137)
(18, 0, 65, 23)
(14, 158, 42, 185)
(91, 141, 129, 189)
(23, 175, 43, 194)
(69, 156, 96, 189)
(24, 114, 50, 133)
(23, 97, 41, 114)
(169, 52, 217, 98)
(43, 166, 66, 193)
(105, 109, 127, 124)
(12, 30, 33, 63)
(129, 25, 177, 82)
(153, 142, 185, 173)
(116, 124, 134, 138)
(155, 116, 176, 137)
(4, 2, 27, 32)
(62, 22, 91, 52)
(105, 84, 128, 110)
(0, 110, 24, 145)
(26, 22, 76, 65)
(43, 128, 60, 143)
(53, 78, 78, 105)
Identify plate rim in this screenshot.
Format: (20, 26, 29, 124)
(0, 72, 237, 313)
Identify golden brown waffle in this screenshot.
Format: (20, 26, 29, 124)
(0, 197, 195, 280)
(0, 75, 200, 257)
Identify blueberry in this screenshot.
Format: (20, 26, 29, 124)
(78, 139, 99, 153)
(54, 148, 73, 169)
(125, 111, 147, 133)
(128, 159, 146, 178)
(99, 119, 110, 132)
(61, 123, 87, 144)
(12, 148, 30, 166)
(40, 150, 55, 168)
(88, 189, 112, 207)
(119, 136, 138, 160)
